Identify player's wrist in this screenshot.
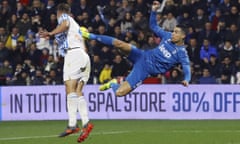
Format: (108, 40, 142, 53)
(49, 32, 54, 36)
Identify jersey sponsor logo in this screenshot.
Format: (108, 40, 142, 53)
(158, 45, 172, 58)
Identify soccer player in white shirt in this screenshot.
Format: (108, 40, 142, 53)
(40, 3, 93, 143)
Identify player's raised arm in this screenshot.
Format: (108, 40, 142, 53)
(179, 50, 191, 87)
(150, 1, 170, 38)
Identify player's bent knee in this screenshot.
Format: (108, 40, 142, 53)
(114, 40, 126, 48)
(116, 89, 127, 97)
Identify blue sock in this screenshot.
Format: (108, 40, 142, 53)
(110, 83, 119, 94)
(89, 34, 115, 46)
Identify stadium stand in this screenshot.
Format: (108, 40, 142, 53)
(0, 0, 239, 85)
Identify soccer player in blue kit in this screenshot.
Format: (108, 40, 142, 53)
(81, 1, 191, 97)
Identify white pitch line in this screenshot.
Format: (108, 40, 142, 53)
(1, 129, 240, 141)
(0, 131, 130, 141)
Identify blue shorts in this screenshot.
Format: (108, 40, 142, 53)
(126, 45, 149, 89)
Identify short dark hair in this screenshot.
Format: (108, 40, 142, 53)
(176, 24, 188, 36)
(57, 3, 71, 13)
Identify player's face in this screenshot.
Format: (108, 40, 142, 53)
(171, 27, 185, 44)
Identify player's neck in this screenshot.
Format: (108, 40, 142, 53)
(174, 40, 185, 46)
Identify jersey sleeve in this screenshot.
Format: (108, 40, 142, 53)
(178, 49, 191, 82)
(58, 13, 69, 24)
(149, 11, 171, 39)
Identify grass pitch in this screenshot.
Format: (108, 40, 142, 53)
(0, 120, 240, 144)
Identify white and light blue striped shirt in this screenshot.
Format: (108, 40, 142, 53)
(55, 13, 85, 56)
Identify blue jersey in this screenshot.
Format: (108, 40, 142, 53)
(146, 11, 191, 82)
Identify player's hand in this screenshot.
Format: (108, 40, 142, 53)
(181, 80, 189, 87)
(152, 1, 160, 12)
(39, 30, 52, 38)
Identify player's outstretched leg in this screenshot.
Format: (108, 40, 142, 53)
(59, 125, 80, 137)
(80, 28, 115, 46)
(99, 78, 118, 91)
(77, 122, 94, 143)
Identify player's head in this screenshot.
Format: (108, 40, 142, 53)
(171, 24, 188, 45)
(56, 3, 71, 17)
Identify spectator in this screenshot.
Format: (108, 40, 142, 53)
(91, 14, 105, 31)
(0, 0, 12, 27)
(225, 5, 240, 28)
(198, 67, 217, 84)
(6, 14, 18, 34)
(35, 26, 51, 50)
(16, 12, 32, 36)
(29, 0, 44, 18)
(111, 54, 130, 78)
(44, 69, 62, 85)
(15, 2, 27, 19)
(200, 38, 218, 66)
(167, 68, 183, 84)
(132, 0, 148, 16)
(208, 54, 221, 81)
(39, 48, 49, 66)
(136, 30, 148, 48)
(225, 23, 240, 46)
(198, 21, 219, 46)
(132, 11, 148, 31)
(27, 43, 42, 66)
(42, 0, 56, 27)
(186, 37, 201, 65)
(0, 41, 10, 63)
(162, 12, 178, 32)
(235, 59, 240, 84)
(71, 0, 92, 23)
(189, 64, 202, 84)
(216, 19, 227, 46)
(5, 27, 25, 50)
(155, 12, 164, 27)
(115, 0, 132, 22)
(102, 0, 118, 20)
(25, 30, 36, 48)
(120, 12, 133, 34)
(0, 27, 8, 43)
(99, 62, 112, 84)
(78, 11, 91, 28)
(43, 13, 57, 32)
(218, 0, 232, 15)
(219, 39, 237, 62)
(192, 8, 209, 32)
(162, 0, 177, 16)
(185, 25, 198, 43)
(177, 10, 191, 27)
(44, 54, 57, 73)
(11, 63, 29, 85)
(211, 8, 224, 31)
(31, 68, 45, 85)
(0, 60, 13, 85)
(219, 56, 236, 84)
(112, 25, 124, 40)
(9, 41, 28, 67)
(99, 45, 113, 64)
(31, 13, 42, 33)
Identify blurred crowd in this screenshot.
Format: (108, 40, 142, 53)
(0, 0, 240, 86)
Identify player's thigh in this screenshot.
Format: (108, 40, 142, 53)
(65, 79, 78, 95)
(113, 39, 132, 55)
(64, 49, 90, 94)
(127, 45, 144, 64)
(125, 60, 149, 90)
